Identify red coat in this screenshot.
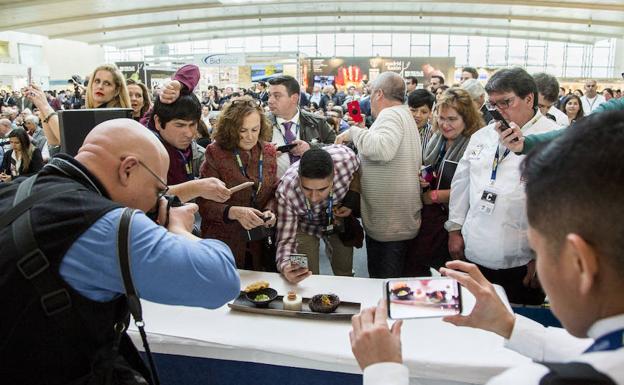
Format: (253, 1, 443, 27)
(198, 141, 278, 269)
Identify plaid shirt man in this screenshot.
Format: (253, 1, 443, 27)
(275, 145, 360, 272)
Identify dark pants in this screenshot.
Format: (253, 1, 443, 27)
(475, 263, 545, 305)
(366, 235, 410, 278)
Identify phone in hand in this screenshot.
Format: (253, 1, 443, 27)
(488, 109, 511, 130)
(276, 143, 297, 153)
(289, 254, 308, 269)
(420, 165, 435, 184)
(347, 100, 363, 124)
(229, 181, 255, 194)
(386, 277, 462, 320)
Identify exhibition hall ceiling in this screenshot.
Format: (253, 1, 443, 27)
(1, 0, 623, 48)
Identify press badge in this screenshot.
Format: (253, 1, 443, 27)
(478, 188, 498, 215)
(468, 144, 484, 160)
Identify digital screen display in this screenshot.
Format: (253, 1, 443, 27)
(387, 277, 462, 319)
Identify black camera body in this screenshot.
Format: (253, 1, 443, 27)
(241, 215, 274, 242)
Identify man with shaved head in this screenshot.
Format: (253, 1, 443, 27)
(0, 118, 240, 384)
(336, 71, 422, 278)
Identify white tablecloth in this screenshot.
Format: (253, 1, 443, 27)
(129, 270, 529, 385)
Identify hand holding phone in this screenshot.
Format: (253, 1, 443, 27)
(276, 143, 297, 153)
(386, 277, 462, 320)
(289, 254, 309, 269)
(488, 109, 510, 130)
(347, 101, 363, 124)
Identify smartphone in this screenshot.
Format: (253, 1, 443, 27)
(386, 277, 462, 320)
(289, 254, 308, 269)
(347, 100, 363, 123)
(27, 67, 32, 86)
(488, 109, 510, 130)
(420, 165, 435, 184)
(229, 181, 255, 194)
(276, 143, 297, 152)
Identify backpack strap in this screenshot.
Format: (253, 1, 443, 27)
(539, 361, 617, 385)
(117, 208, 160, 385)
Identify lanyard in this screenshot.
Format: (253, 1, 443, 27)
(177, 150, 194, 181)
(276, 121, 300, 144)
(304, 190, 333, 226)
(489, 145, 510, 185)
(584, 329, 624, 353)
(234, 147, 263, 205)
(434, 140, 447, 172)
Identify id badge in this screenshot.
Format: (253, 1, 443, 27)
(478, 188, 498, 215)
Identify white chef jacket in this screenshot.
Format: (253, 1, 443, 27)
(364, 313, 624, 385)
(581, 94, 606, 115)
(548, 106, 569, 127)
(446, 112, 559, 269)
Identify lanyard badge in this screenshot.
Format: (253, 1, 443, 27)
(234, 148, 264, 206)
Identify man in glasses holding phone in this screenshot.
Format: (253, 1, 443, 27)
(446, 67, 559, 305)
(0, 119, 240, 384)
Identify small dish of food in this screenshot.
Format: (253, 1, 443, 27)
(309, 294, 340, 313)
(245, 287, 278, 307)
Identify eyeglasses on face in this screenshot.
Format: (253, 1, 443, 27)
(138, 160, 169, 200)
(230, 99, 261, 107)
(486, 96, 516, 110)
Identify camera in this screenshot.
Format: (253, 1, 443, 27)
(321, 217, 346, 236)
(241, 215, 274, 242)
(146, 195, 201, 236)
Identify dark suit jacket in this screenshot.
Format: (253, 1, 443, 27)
(2, 148, 44, 179)
(267, 109, 336, 147)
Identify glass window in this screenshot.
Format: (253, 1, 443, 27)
(317, 34, 335, 56)
(336, 45, 354, 56)
(591, 67, 609, 78)
(392, 33, 410, 56)
(227, 38, 243, 48)
(449, 46, 468, 66)
(280, 35, 298, 51)
(565, 46, 584, 67)
(527, 46, 545, 65)
(449, 35, 468, 45)
(299, 45, 317, 57)
(489, 37, 507, 46)
(411, 45, 430, 57)
(354, 33, 373, 56)
(209, 39, 226, 53)
(592, 47, 610, 68)
(468, 36, 487, 67)
(565, 66, 583, 77)
(336, 33, 354, 46)
(244, 36, 262, 51)
(411, 34, 430, 46)
(262, 36, 279, 47)
(372, 45, 391, 56)
(430, 34, 449, 56)
(488, 46, 507, 66)
(546, 42, 565, 69)
(373, 33, 392, 45)
(298, 35, 315, 46)
(508, 38, 526, 65)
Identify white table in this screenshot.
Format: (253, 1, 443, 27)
(129, 270, 530, 385)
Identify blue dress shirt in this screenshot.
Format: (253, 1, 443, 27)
(60, 208, 240, 309)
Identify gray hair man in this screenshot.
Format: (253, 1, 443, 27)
(461, 79, 493, 124)
(336, 71, 422, 278)
(581, 79, 606, 115)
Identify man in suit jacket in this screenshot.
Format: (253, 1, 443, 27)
(267, 75, 336, 177)
(256, 81, 269, 104)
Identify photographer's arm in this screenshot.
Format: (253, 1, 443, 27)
(27, 84, 60, 145)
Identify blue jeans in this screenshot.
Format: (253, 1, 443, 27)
(365, 235, 410, 278)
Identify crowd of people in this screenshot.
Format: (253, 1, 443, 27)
(1, 61, 623, 384)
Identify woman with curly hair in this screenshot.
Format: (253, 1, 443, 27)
(198, 96, 279, 270)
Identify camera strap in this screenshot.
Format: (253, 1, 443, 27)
(117, 208, 160, 385)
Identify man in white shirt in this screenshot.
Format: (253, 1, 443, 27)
(581, 79, 606, 115)
(350, 110, 624, 385)
(533, 73, 569, 127)
(266, 75, 336, 178)
(447, 68, 559, 305)
(336, 71, 422, 278)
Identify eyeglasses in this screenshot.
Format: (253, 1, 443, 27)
(486, 96, 516, 111)
(230, 99, 261, 107)
(437, 116, 461, 125)
(138, 160, 169, 200)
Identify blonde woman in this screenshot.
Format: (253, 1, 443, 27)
(85, 64, 131, 109)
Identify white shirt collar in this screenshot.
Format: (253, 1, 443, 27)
(276, 109, 300, 128)
(587, 313, 624, 340)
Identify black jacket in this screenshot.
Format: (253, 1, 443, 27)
(268, 109, 336, 146)
(1, 147, 44, 180)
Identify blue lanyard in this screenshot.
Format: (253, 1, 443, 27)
(305, 190, 333, 226)
(490, 145, 510, 184)
(233, 147, 263, 205)
(434, 140, 447, 172)
(584, 329, 624, 353)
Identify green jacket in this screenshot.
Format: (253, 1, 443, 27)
(522, 98, 624, 154)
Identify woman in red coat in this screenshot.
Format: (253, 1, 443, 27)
(198, 96, 278, 270)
